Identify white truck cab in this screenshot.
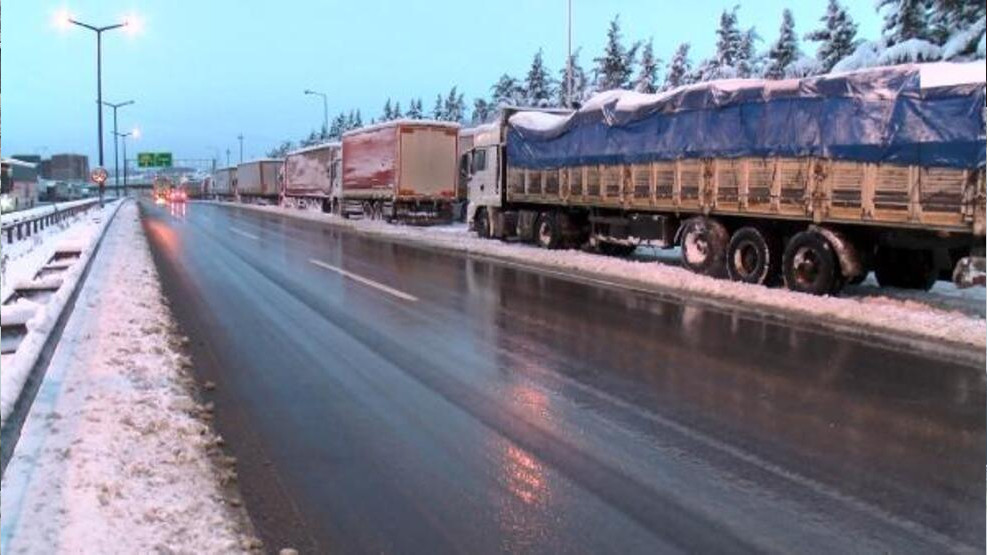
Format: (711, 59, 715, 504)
(461, 122, 503, 232)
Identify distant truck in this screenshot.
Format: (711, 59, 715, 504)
(464, 62, 986, 294)
(212, 167, 237, 199)
(282, 142, 342, 213)
(341, 120, 459, 222)
(236, 159, 282, 201)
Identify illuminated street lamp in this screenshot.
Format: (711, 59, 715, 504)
(304, 89, 329, 137)
(54, 9, 141, 169)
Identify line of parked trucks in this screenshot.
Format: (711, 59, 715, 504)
(204, 62, 985, 296)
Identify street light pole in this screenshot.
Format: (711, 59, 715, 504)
(116, 130, 135, 195)
(237, 134, 244, 164)
(66, 18, 127, 169)
(101, 100, 135, 197)
(304, 89, 329, 137)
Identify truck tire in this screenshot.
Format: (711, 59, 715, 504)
(679, 217, 729, 277)
(535, 213, 563, 249)
(726, 227, 781, 285)
(874, 247, 937, 291)
(475, 209, 491, 239)
(783, 231, 842, 295)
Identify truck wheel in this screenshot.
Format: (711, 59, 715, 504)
(874, 247, 937, 291)
(535, 213, 563, 249)
(726, 227, 781, 285)
(475, 209, 491, 239)
(783, 231, 841, 295)
(679, 217, 729, 277)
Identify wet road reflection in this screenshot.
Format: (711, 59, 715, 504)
(142, 201, 985, 554)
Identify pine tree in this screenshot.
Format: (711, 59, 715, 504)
(930, 0, 986, 57)
(594, 15, 635, 90)
(878, 0, 932, 45)
(634, 39, 660, 93)
(736, 28, 760, 77)
(525, 49, 554, 106)
(432, 94, 444, 120)
(715, 7, 743, 69)
(393, 101, 403, 119)
(663, 43, 692, 90)
(491, 74, 524, 106)
(472, 98, 492, 124)
(805, 0, 860, 72)
(352, 110, 362, 129)
(382, 98, 394, 121)
(765, 9, 800, 79)
(329, 114, 344, 139)
(407, 98, 423, 119)
(443, 86, 466, 122)
(557, 48, 589, 107)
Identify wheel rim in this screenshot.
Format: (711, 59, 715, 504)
(538, 221, 552, 246)
(734, 241, 760, 278)
(792, 247, 820, 286)
(684, 230, 709, 266)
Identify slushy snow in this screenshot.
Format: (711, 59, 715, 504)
(0, 202, 257, 553)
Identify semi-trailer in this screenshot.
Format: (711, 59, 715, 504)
(463, 62, 986, 295)
(281, 142, 342, 213)
(212, 166, 237, 199)
(236, 159, 282, 202)
(341, 119, 459, 222)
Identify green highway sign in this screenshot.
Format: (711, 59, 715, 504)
(137, 152, 173, 168)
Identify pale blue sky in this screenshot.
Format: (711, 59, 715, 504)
(1, 1, 882, 163)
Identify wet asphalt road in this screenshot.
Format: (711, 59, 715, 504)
(141, 201, 984, 554)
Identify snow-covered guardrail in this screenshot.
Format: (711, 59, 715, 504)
(1, 199, 100, 245)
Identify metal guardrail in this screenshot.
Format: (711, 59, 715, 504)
(1, 199, 100, 245)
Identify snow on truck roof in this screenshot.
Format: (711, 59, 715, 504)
(286, 141, 341, 156)
(342, 118, 460, 137)
(510, 61, 986, 134)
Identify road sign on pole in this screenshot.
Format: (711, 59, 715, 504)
(90, 166, 109, 184)
(137, 152, 173, 168)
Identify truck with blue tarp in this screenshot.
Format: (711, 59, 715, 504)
(463, 62, 986, 294)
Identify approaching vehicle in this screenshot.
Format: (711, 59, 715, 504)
(212, 167, 237, 199)
(236, 159, 282, 202)
(464, 62, 986, 294)
(152, 175, 174, 204)
(341, 119, 459, 222)
(281, 142, 342, 213)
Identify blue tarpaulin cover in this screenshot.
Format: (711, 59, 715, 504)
(507, 62, 986, 170)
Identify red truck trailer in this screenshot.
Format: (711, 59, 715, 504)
(341, 120, 459, 223)
(282, 142, 341, 213)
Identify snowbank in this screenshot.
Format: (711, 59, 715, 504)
(0, 198, 98, 226)
(0, 202, 256, 552)
(216, 202, 986, 355)
(1, 201, 122, 425)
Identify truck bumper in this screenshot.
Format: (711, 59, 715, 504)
(952, 256, 986, 288)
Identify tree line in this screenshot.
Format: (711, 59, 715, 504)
(269, 0, 984, 157)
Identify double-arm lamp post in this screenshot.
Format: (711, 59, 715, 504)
(101, 100, 135, 197)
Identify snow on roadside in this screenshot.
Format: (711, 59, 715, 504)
(1, 201, 122, 425)
(0, 199, 97, 225)
(0, 202, 257, 553)
(216, 202, 986, 352)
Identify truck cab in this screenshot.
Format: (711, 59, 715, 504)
(462, 125, 503, 233)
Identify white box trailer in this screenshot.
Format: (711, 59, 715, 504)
(212, 167, 237, 198)
(236, 159, 282, 199)
(282, 142, 341, 212)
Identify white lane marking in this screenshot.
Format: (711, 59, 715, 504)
(309, 258, 418, 302)
(230, 226, 259, 240)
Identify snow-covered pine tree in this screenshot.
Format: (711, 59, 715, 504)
(931, 0, 986, 59)
(736, 28, 761, 77)
(432, 94, 444, 120)
(472, 98, 492, 124)
(878, 0, 932, 45)
(443, 87, 466, 123)
(491, 74, 524, 107)
(382, 98, 394, 121)
(525, 49, 555, 107)
(393, 101, 403, 119)
(594, 15, 635, 90)
(765, 9, 800, 79)
(662, 43, 692, 90)
(557, 48, 589, 107)
(407, 98, 423, 119)
(352, 110, 363, 129)
(329, 113, 345, 139)
(805, 0, 860, 72)
(634, 39, 660, 93)
(715, 7, 742, 69)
